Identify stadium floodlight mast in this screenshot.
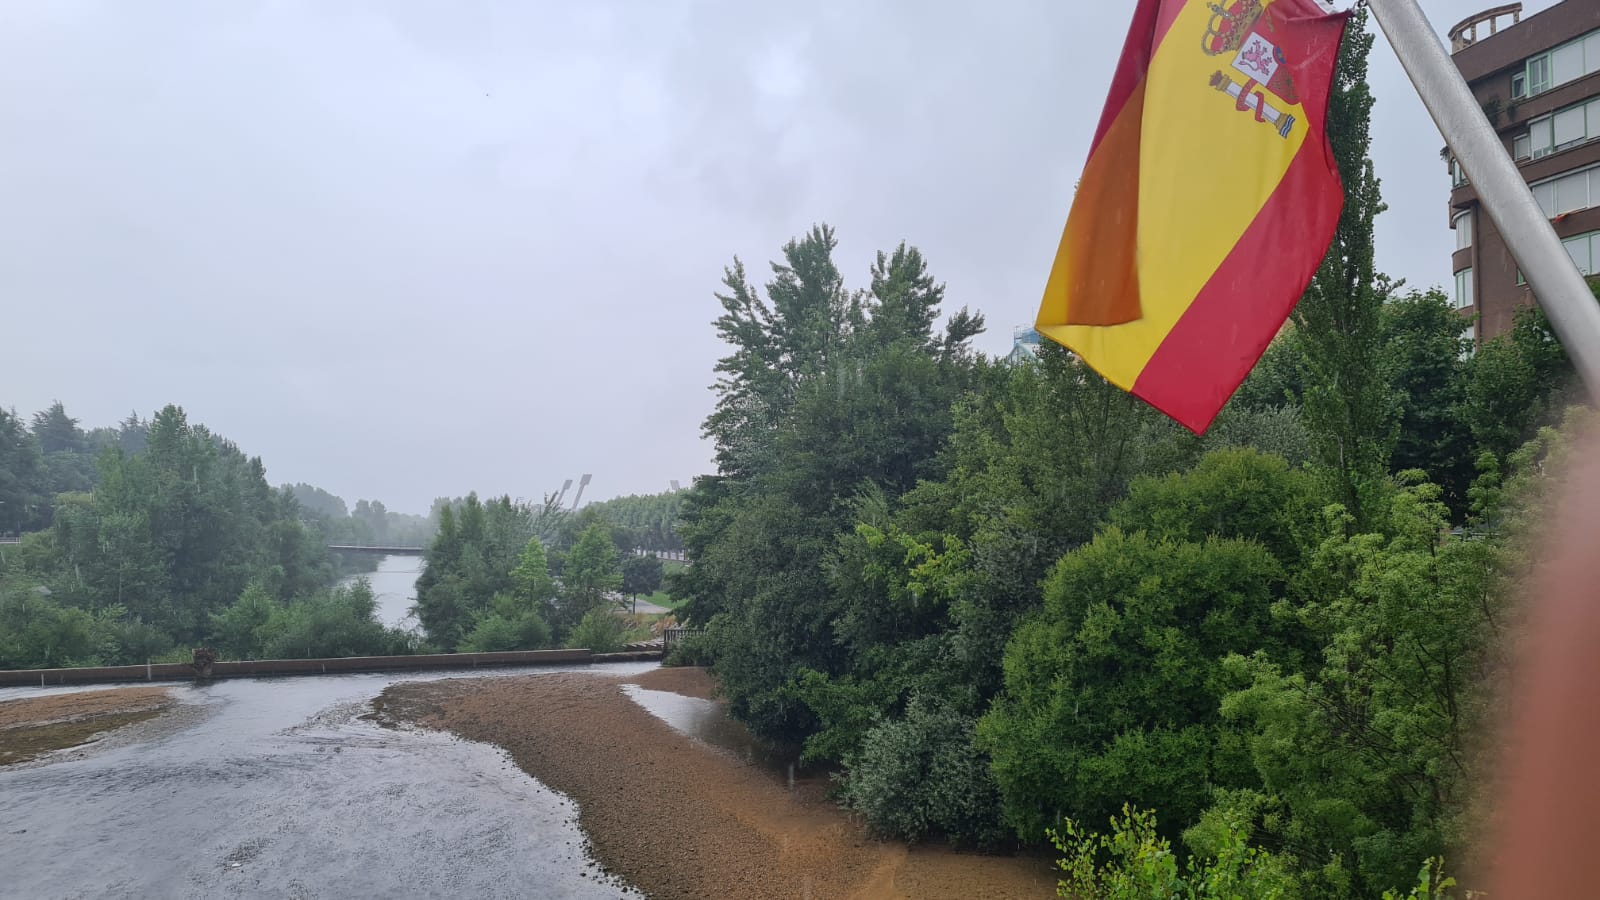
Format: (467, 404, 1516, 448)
(570, 474, 593, 509)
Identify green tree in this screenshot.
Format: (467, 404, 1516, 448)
(0, 408, 45, 532)
(1381, 290, 1474, 513)
(30, 401, 85, 455)
(557, 523, 621, 629)
(0, 583, 97, 668)
(620, 554, 664, 610)
(458, 592, 551, 652)
(674, 226, 989, 746)
(1212, 476, 1508, 896)
(210, 581, 277, 659)
(582, 490, 686, 552)
(510, 536, 557, 607)
(564, 607, 626, 653)
(1107, 448, 1322, 570)
(1289, 11, 1399, 528)
(1460, 307, 1575, 462)
(979, 529, 1287, 839)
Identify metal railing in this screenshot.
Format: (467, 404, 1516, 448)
(327, 542, 428, 551)
(1448, 4, 1522, 52)
(631, 547, 689, 562)
(662, 626, 703, 655)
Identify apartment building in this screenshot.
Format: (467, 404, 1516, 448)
(1447, 1, 1600, 340)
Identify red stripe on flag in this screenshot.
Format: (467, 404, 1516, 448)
(1130, 138, 1344, 433)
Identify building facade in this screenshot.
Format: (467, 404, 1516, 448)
(1007, 326, 1043, 364)
(1447, 1, 1600, 341)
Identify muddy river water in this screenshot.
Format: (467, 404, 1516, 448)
(0, 663, 655, 899)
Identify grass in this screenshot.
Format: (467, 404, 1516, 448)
(639, 589, 683, 611)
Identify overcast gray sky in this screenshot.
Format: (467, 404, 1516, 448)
(0, 0, 1557, 513)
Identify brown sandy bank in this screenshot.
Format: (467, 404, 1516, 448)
(376, 667, 1057, 900)
(0, 686, 175, 765)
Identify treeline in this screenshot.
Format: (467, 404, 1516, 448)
(0, 403, 147, 533)
(285, 483, 435, 548)
(411, 495, 651, 655)
(583, 490, 686, 552)
(671, 25, 1591, 896)
(0, 404, 414, 667)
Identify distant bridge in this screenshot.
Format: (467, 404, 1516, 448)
(632, 548, 689, 564)
(328, 543, 427, 556)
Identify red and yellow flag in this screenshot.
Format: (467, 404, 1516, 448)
(1036, 0, 1348, 433)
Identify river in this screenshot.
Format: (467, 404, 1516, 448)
(0, 663, 654, 899)
(345, 554, 425, 631)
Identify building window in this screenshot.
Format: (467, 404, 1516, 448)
(1515, 234, 1600, 282)
(1520, 29, 1600, 98)
(1514, 132, 1531, 160)
(1526, 99, 1600, 160)
(1553, 105, 1586, 149)
(1462, 321, 1476, 359)
(1564, 231, 1599, 276)
(1528, 54, 1553, 95)
(1454, 211, 1473, 250)
(1455, 268, 1474, 309)
(1449, 156, 1468, 188)
(1530, 164, 1600, 218)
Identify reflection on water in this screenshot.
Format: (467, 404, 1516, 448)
(343, 554, 425, 630)
(621, 684, 799, 784)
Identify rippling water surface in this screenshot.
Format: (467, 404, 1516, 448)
(0, 663, 654, 900)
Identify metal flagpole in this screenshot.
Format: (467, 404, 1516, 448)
(1364, 0, 1600, 400)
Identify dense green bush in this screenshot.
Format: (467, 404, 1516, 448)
(209, 579, 412, 660)
(840, 696, 1007, 848)
(1052, 805, 1295, 899)
(458, 592, 551, 652)
(564, 609, 627, 653)
(1052, 806, 1456, 900)
(979, 529, 1287, 839)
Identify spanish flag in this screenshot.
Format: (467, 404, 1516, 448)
(1036, 0, 1348, 433)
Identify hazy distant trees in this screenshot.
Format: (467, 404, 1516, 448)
(286, 483, 433, 548)
(0, 408, 45, 533)
(582, 491, 685, 553)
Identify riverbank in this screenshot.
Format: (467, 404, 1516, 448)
(0, 685, 175, 765)
(376, 667, 1058, 899)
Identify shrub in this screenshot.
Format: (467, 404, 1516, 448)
(459, 610, 550, 652)
(564, 609, 627, 653)
(1051, 805, 1294, 899)
(840, 696, 1007, 847)
(457, 593, 551, 652)
(979, 530, 1286, 839)
(664, 629, 712, 666)
(1053, 805, 1458, 900)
